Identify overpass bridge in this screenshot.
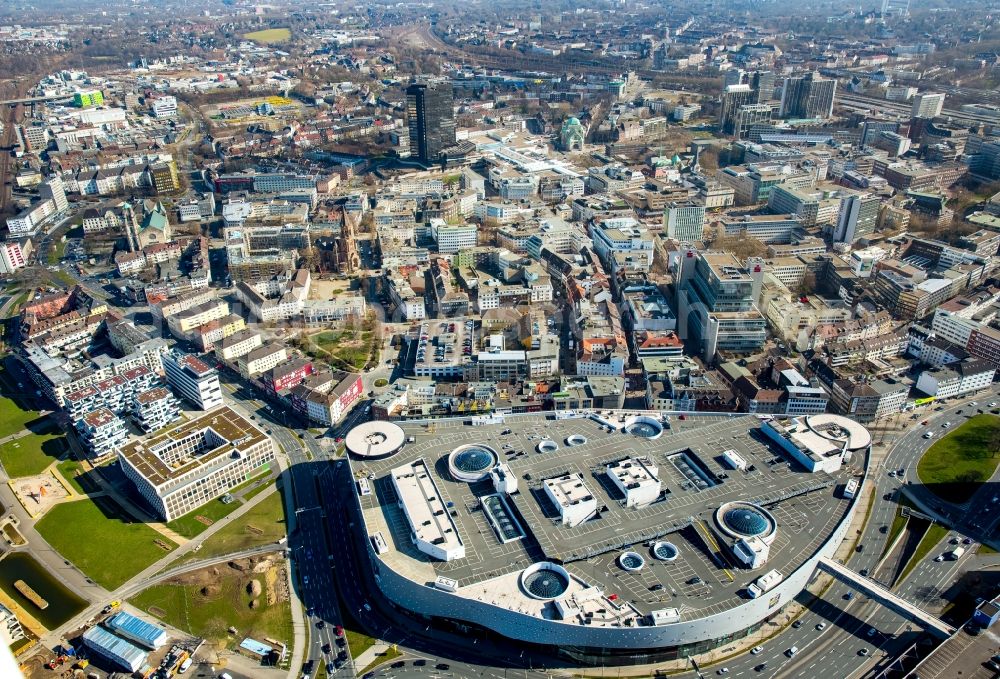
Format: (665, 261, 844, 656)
(817, 557, 955, 639)
(0, 94, 73, 106)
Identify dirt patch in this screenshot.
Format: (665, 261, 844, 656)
(195, 515, 214, 526)
(154, 539, 173, 551)
(149, 606, 167, 618)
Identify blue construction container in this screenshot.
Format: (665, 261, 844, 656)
(105, 611, 167, 650)
(81, 626, 147, 672)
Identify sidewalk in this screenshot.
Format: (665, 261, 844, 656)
(353, 641, 391, 674)
(280, 455, 307, 679)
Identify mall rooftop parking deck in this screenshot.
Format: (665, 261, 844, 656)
(351, 413, 862, 620)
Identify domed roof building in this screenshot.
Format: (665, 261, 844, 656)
(560, 116, 586, 151)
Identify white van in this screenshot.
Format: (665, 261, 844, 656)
(786, 646, 799, 658)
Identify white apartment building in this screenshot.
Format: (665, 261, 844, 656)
(150, 95, 178, 118)
(916, 358, 995, 398)
(217, 328, 263, 361)
(589, 219, 654, 271)
(163, 351, 223, 410)
(0, 240, 28, 274)
(166, 299, 228, 336)
(118, 407, 275, 521)
(239, 343, 287, 378)
(132, 386, 181, 433)
(430, 219, 478, 254)
(77, 407, 129, 460)
(911, 92, 945, 119)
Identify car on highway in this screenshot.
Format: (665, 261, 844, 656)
(335, 625, 344, 637)
(867, 627, 878, 638)
(754, 663, 768, 672)
(990, 402, 998, 408)
(792, 620, 803, 628)
(316, 620, 325, 629)
(786, 646, 798, 658)
(436, 663, 451, 670)
(337, 650, 348, 661)
(923, 432, 935, 439)
(321, 643, 331, 654)
(816, 622, 826, 630)
(750, 646, 763, 655)
(859, 648, 869, 657)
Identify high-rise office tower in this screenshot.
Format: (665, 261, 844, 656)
(834, 193, 881, 244)
(675, 249, 767, 359)
(911, 92, 945, 119)
(734, 104, 774, 140)
(40, 175, 68, 213)
(719, 84, 756, 136)
(406, 80, 456, 164)
(779, 72, 837, 120)
(751, 71, 776, 103)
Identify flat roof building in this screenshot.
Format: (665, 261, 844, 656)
(391, 458, 466, 561)
(118, 406, 275, 521)
(544, 472, 598, 527)
(605, 458, 661, 508)
(163, 351, 223, 411)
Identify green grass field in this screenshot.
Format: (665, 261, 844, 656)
(899, 522, 949, 584)
(0, 431, 67, 478)
(243, 28, 291, 43)
(47, 240, 66, 265)
(0, 396, 46, 440)
(166, 496, 247, 539)
(55, 459, 91, 494)
(35, 497, 177, 589)
(917, 414, 1000, 503)
(306, 329, 374, 371)
(131, 565, 292, 648)
(165, 467, 272, 538)
(180, 489, 286, 563)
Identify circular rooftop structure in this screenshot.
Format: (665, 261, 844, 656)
(520, 562, 571, 600)
(448, 444, 499, 482)
(624, 415, 663, 440)
(651, 541, 679, 561)
(715, 501, 777, 544)
(803, 414, 872, 451)
(565, 434, 588, 447)
(345, 421, 406, 459)
(537, 439, 559, 453)
(618, 552, 646, 572)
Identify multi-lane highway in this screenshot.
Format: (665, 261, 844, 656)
(218, 375, 357, 678)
